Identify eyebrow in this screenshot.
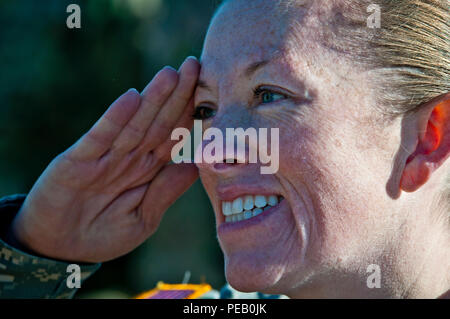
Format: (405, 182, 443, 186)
(196, 79, 210, 91)
(244, 59, 270, 77)
(196, 59, 271, 92)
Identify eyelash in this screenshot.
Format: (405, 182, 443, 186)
(192, 106, 215, 120)
(192, 87, 289, 120)
(252, 87, 288, 104)
(253, 87, 270, 97)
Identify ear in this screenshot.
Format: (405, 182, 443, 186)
(400, 93, 450, 193)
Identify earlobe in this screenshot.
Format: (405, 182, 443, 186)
(400, 154, 433, 192)
(400, 94, 450, 193)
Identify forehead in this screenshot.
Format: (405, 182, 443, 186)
(200, 0, 369, 67)
(200, 0, 304, 73)
(198, 0, 372, 100)
(199, 0, 358, 86)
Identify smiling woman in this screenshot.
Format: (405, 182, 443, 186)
(195, 0, 450, 298)
(0, 0, 448, 299)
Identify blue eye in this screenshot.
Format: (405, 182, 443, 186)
(262, 91, 285, 103)
(254, 87, 287, 104)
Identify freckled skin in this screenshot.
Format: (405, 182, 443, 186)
(195, 0, 450, 298)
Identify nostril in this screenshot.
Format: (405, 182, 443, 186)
(214, 163, 228, 170)
(213, 159, 241, 170)
(223, 158, 237, 164)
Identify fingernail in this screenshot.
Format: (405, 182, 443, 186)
(178, 56, 197, 71)
(162, 65, 177, 72)
(123, 88, 138, 96)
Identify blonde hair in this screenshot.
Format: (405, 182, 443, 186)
(311, 0, 449, 115)
(312, 0, 450, 213)
(366, 0, 449, 215)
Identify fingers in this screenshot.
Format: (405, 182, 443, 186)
(139, 163, 198, 235)
(68, 89, 141, 161)
(153, 96, 196, 162)
(141, 57, 200, 151)
(111, 67, 179, 154)
(126, 96, 196, 186)
(129, 95, 196, 188)
(102, 182, 149, 218)
(65, 56, 199, 164)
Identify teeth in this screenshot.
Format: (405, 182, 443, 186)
(268, 195, 278, 206)
(222, 201, 232, 216)
(253, 208, 263, 216)
(243, 195, 254, 210)
(254, 195, 267, 208)
(232, 197, 243, 214)
(222, 194, 283, 223)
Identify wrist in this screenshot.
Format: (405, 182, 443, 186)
(5, 216, 41, 256)
(5, 204, 55, 259)
(0, 194, 29, 249)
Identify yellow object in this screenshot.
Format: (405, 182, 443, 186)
(135, 281, 213, 299)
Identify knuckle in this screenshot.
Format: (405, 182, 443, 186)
(124, 122, 146, 140)
(153, 120, 173, 133)
(171, 92, 191, 106)
(155, 68, 179, 92)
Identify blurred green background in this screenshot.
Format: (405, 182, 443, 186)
(0, 0, 226, 298)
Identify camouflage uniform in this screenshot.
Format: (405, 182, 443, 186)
(0, 195, 100, 298)
(0, 194, 285, 299)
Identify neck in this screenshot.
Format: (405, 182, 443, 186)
(286, 207, 450, 298)
(394, 220, 450, 298)
(393, 196, 450, 298)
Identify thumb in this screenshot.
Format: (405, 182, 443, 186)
(139, 163, 198, 234)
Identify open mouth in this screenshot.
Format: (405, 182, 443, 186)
(221, 195, 285, 223)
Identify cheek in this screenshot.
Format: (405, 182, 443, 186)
(275, 115, 322, 184)
(276, 114, 386, 262)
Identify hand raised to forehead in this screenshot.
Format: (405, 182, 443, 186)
(9, 57, 200, 263)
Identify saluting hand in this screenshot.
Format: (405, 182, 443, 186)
(9, 57, 200, 263)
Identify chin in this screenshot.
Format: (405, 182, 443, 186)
(224, 252, 289, 294)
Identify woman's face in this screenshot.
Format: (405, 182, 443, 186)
(195, 0, 401, 296)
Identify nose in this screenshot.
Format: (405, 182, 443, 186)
(194, 103, 261, 175)
(212, 157, 245, 171)
(195, 132, 250, 174)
